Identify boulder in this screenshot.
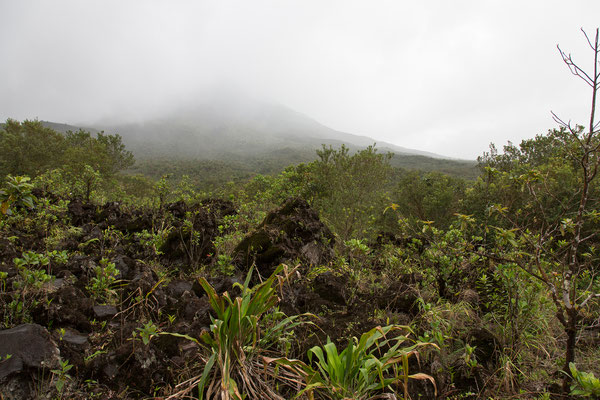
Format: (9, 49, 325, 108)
(0, 324, 60, 382)
(233, 198, 335, 277)
(160, 204, 219, 270)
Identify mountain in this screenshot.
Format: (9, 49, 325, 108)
(24, 94, 477, 180)
(93, 94, 448, 161)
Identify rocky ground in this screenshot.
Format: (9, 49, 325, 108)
(0, 194, 501, 399)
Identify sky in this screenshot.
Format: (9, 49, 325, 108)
(1, 1, 599, 159)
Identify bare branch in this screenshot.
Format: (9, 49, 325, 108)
(580, 293, 600, 309)
(558, 45, 595, 87)
(579, 231, 598, 243)
(551, 112, 585, 147)
(581, 27, 597, 51)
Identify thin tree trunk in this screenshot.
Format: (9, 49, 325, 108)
(562, 317, 578, 392)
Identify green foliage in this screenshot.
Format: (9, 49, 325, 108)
(48, 250, 69, 265)
(136, 229, 169, 256)
(215, 254, 235, 276)
(390, 170, 466, 229)
(195, 265, 306, 400)
(569, 363, 600, 398)
(311, 144, 392, 241)
(0, 119, 65, 177)
(0, 271, 7, 292)
(2, 251, 54, 327)
(86, 258, 120, 304)
(273, 325, 437, 400)
(74, 165, 101, 202)
(1, 39, 599, 398)
(0, 175, 36, 219)
(307, 326, 435, 400)
(136, 321, 160, 345)
(0, 119, 133, 179)
(154, 174, 172, 209)
(51, 359, 74, 397)
(14, 264, 53, 292)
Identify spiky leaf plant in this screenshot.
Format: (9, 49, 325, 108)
(269, 325, 438, 400)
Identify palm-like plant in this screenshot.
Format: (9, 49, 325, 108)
(172, 264, 308, 400)
(271, 325, 437, 400)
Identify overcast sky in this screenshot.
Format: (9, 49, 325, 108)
(1, 1, 599, 159)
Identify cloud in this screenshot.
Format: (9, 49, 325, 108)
(1, 0, 599, 158)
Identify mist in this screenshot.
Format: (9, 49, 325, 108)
(1, 1, 599, 159)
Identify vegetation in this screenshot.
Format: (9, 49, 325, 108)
(0, 29, 599, 400)
(271, 325, 437, 400)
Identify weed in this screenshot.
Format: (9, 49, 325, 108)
(51, 359, 73, 398)
(86, 258, 120, 304)
(136, 320, 160, 345)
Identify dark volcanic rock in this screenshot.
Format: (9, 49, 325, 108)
(200, 198, 237, 219)
(68, 198, 96, 226)
(160, 203, 221, 270)
(233, 198, 335, 277)
(467, 327, 500, 367)
(93, 305, 118, 320)
(167, 279, 193, 298)
(0, 324, 60, 382)
(61, 328, 89, 346)
(46, 285, 93, 332)
(313, 272, 348, 305)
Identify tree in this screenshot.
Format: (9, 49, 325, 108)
(62, 129, 134, 177)
(549, 28, 600, 391)
(392, 170, 466, 229)
(0, 119, 65, 177)
(310, 144, 392, 241)
(0, 121, 135, 200)
(484, 28, 600, 392)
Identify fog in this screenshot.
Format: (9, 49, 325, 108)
(1, 1, 599, 159)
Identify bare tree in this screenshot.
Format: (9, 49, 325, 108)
(544, 27, 600, 391)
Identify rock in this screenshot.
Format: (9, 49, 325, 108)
(200, 198, 237, 219)
(313, 272, 348, 305)
(0, 374, 33, 400)
(0, 238, 18, 266)
(93, 305, 118, 320)
(233, 198, 335, 277)
(97, 201, 122, 227)
(48, 285, 93, 332)
(167, 280, 193, 299)
(112, 255, 135, 280)
(196, 276, 242, 297)
(398, 272, 423, 285)
(68, 198, 96, 226)
(128, 263, 158, 295)
(0, 324, 60, 382)
(166, 200, 187, 219)
(61, 328, 88, 346)
(160, 203, 221, 270)
(180, 292, 212, 326)
(467, 327, 499, 367)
